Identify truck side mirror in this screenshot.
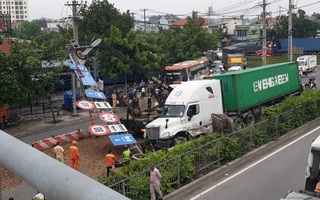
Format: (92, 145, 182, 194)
(187, 109, 193, 121)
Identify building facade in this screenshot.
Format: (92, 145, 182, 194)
(0, 0, 28, 23)
(233, 24, 261, 42)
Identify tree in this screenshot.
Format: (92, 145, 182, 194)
(156, 12, 221, 64)
(78, 0, 134, 44)
(96, 26, 161, 81)
(12, 21, 42, 40)
(33, 18, 48, 29)
(0, 51, 24, 106)
(28, 31, 68, 122)
(1, 40, 49, 107)
(1, 32, 68, 123)
(268, 9, 320, 39)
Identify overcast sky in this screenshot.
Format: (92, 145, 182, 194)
(28, 0, 320, 20)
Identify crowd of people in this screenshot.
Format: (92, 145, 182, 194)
(105, 79, 169, 110)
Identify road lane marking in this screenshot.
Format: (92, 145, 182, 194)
(189, 126, 320, 200)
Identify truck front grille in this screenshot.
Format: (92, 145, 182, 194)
(146, 127, 160, 140)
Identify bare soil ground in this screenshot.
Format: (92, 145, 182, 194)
(0, 120, 143, 192)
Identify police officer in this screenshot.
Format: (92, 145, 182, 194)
(147, 92, 152, 108)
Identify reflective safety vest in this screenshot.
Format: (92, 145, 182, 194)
(123, 149, 131, 162)
(69, 146, 79, 159)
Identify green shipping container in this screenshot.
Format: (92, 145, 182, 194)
(213, 62, 300, 113)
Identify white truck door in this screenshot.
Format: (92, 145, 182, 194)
(185, 104, 203, 136)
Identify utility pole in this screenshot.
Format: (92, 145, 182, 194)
(141, 9, 148, 33)
(262, 0, 267, 65)
(72, 1, 79, 43)
(65, 0, 85, 116)
(278, 6, 282, 17)
(288, 0, 293, 62)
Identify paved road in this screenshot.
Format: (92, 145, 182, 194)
(189, 126, 319, 200)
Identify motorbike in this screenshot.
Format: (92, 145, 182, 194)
(305, 80, 317, 90)
(1, 115, 20, 129)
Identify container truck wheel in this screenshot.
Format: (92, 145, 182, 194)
(245, 113, 256, 126)
(234, 117, 244, 130)
(171, 136, 187, 147)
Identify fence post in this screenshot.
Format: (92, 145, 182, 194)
(276, 115, 279, 135)
(250, 126, 253, 147)
(122, 180, 126, 196)
(177, 156, 181, 185)
(217, 139, 221, 166)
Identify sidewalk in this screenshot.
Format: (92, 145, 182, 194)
(3, 103, 128, 139)
(3, 97, 150, 139)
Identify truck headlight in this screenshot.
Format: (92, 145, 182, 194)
(143, 130, 147, 138)
(161, 131, 170, 138)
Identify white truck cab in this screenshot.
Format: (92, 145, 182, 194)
(305, 135, 320, 192)
(144, 80, 223, 146)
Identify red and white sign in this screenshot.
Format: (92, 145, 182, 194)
(99, 112, 119, 123)
(88, 124, 109, 136)
(75, 49, 87, 60)
(76, 100, 95, 110)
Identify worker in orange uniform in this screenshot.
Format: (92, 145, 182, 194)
(69, 140, 79, 170)
(315, 180, 320, 197)
(105, 149, 118, 177)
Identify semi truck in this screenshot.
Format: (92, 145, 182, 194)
(276, 38, 320, 55)
(144, 62, 301, 148)
(297, 55, 317, 73)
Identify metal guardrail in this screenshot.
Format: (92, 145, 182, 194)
(108, 106, 305, 199)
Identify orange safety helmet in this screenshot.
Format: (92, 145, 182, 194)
(72, 140, 77, 145)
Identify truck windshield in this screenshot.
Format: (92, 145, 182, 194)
(297, 61, 305, 66)
(162, 105, 185, 117)
(166, 70, 188, 84)
(230, 63, 242, 67)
